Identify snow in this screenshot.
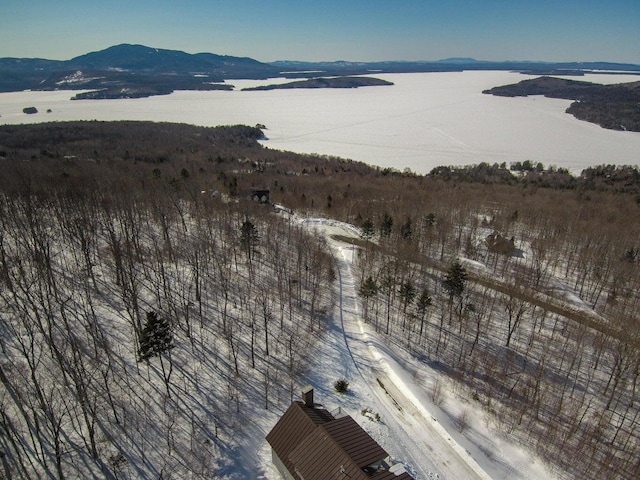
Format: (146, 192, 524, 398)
(256, 215, 556, 480)
(0, 186, 598, 478)
(1, 71, 633, 479)
(54, 70, 104, 85)
(1, 71, 640, 174)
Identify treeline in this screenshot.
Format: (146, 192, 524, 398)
(429, 161, 640, 193)
(483, 76, 640, 132)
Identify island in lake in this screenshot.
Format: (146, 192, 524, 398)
(241, 76, 394, 91)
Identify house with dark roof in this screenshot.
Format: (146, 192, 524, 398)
(251, 189, 270, 204)
(266, 386, 414, 480)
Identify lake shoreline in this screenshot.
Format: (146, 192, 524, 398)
(1, 71, 639, 174)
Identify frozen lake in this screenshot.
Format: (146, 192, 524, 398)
(1, 71, 639, 174)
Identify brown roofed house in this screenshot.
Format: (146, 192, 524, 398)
(266, 385, 414, 480)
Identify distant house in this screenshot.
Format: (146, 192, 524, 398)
(266, 386, 414, 480)
(485, 230, 516, 256)
(251, 189, 270, 204)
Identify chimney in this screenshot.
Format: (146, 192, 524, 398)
(302, 385, 314, 407)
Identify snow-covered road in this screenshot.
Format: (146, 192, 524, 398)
(331, 241, 491, 480)
(288, 216, 490, 479)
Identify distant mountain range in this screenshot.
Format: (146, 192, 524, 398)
(270, 57, 640, 76)
(1, 44, 640, 99)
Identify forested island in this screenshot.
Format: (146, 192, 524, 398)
(241, 76, 394, 91)
(483, 76, 640, 131)
(0, 121, 639, 479)
(70, 81, 233, 100)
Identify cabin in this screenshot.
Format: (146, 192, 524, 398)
(251, 189, 270, 204)
(266, 386, 414, 480)
(485, 230, 516, 256)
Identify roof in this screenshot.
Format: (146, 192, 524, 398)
(266, 399, 414, 480)
(265, 401, 336, 476)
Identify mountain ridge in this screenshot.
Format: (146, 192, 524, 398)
(0, 43, 282, 97)
(2, 44, 640, 99)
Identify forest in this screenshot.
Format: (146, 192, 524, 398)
(0, 121, 638, 479)
(483, 76, 640, 132)
(241, 76, 394, 91)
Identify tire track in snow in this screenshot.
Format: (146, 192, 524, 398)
(301, 217, 493, 479)
(326, 231, 491, 480)
(330, 245, 442, 480)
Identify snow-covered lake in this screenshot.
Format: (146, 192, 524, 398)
(1, 71, 639, 174)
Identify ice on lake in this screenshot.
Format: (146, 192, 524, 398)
(1, 71, 639, 174)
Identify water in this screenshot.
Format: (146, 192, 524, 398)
(1, 71, 638, 174)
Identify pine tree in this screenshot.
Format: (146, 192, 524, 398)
(416, 287, 433, 340)
(359, 276, 378, 299)
(360, 218, 375, 240)
(240, 219, 259, 263)
(401, 217, 412, 240)
(398, 279, 417, 313)
(138, 310, 174, 362)
(359, 276, 378, 323)
(380, 212, 393, 238)
(443, 260, 467, 299)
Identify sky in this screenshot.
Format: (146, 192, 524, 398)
(1, 0, 639, 64)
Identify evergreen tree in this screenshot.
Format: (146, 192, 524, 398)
(359, 276, 378, 298)
(360, 218, 375, 240)
(380, 212, 393, 238)
(416, 287, 433, 339)
(416, 287, 433, 315)
(398, 279, 417, 313)
(138, 310, 174, 362)
(359, 276, 378, 322)
(443, 260, 467, 299)
(401, 217, 412, 240)
(240, 219, 259, 263)
(425, 212, 436, 227)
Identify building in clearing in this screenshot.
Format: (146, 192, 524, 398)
(266, 386, 414, 480)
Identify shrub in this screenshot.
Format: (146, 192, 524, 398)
(334, 378, 350, 394)
(361, 407, 381, 422)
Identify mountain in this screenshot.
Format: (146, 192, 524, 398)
(436, 57, 479, 64)
(0, 44, 281, 98)
(2, 44, 640, 99)
(67, 44, 276, 75)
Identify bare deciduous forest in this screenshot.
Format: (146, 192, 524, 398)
(0, 121, 638, 479)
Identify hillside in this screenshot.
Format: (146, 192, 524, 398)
(0, 44, 281, 98)
(483, 76, 640, 131)
(0, 121, 639, 479)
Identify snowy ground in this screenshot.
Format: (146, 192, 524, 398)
(258, 217, 556, 480)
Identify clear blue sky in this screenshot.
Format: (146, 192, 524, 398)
(2, 0, 639, 64)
